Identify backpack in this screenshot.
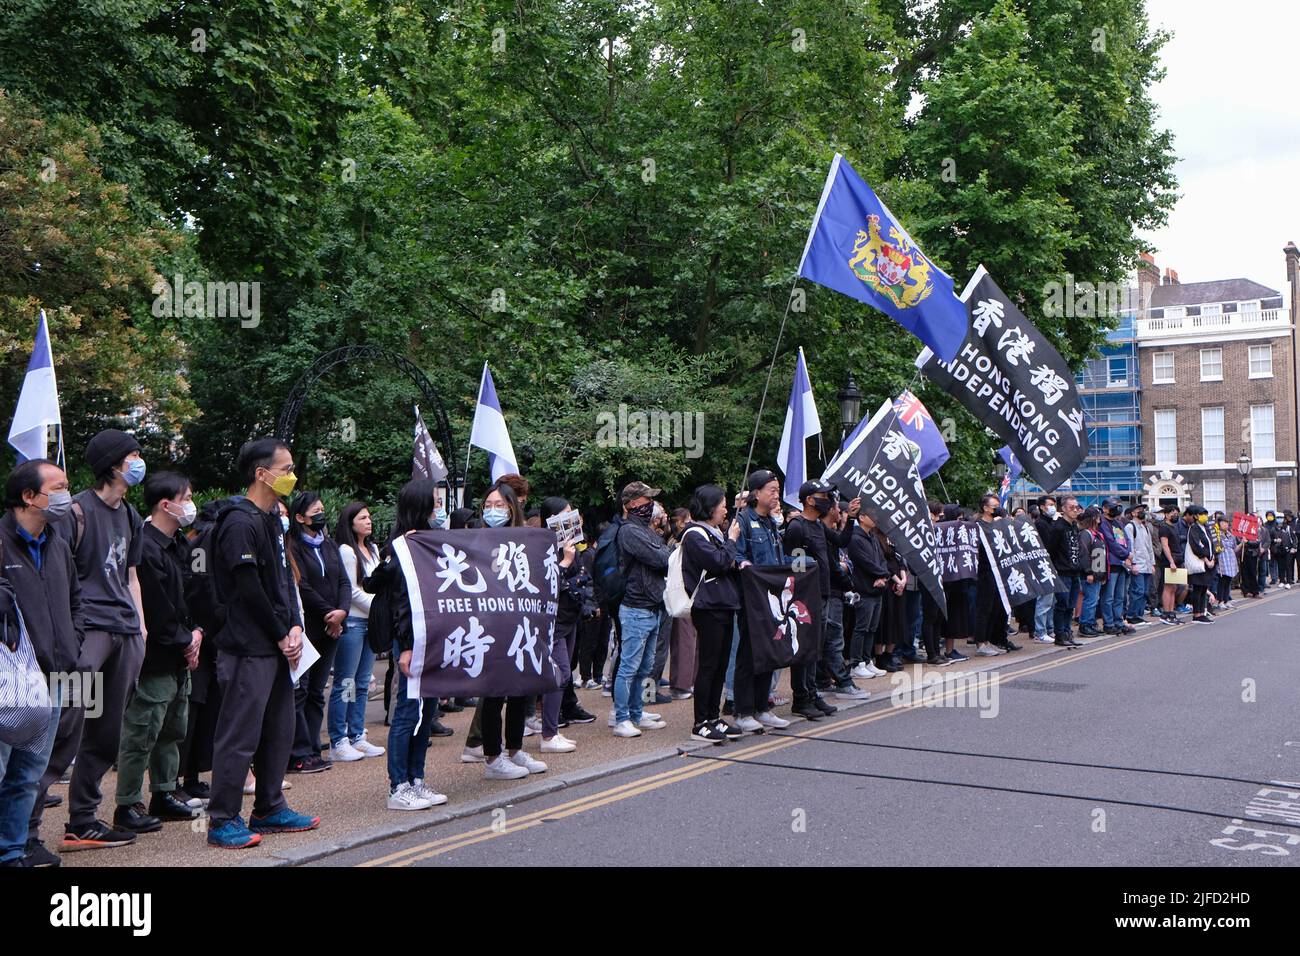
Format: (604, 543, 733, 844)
(185, 497, 243, 638)
(1086, 530, 1107, 575)
(362, 552, 396, 655)
(592, 521, 626, 605)
(664, 527, 710, 619)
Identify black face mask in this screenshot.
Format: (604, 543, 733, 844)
(306, 514, 327, 532)
(628, 501, 655, 522)
(811, 497, 834, 517)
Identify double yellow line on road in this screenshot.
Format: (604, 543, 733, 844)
(359, 591, 1290, 866)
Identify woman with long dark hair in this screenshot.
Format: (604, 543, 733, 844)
(366, 479, 447, 810)
(328, 501, 385, 761)
(285, 491, 351, 774)
(680, 484, 744, 743)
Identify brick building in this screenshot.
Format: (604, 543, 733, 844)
(1136, 248, 1298, 515)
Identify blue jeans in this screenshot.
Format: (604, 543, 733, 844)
(1033, 591, 1055, 636)
(386, 643, 436, 790)
(1127, 572, 1151, 619)
(1101, 568, 1126, 629)
(723, 616, 740, 701)
(614, 605, 661, 724)
(1081, 578, 1102, 629)
(906, 588, 922, 649)
(0, 702, 59, 863)
(1054, 574, 1081, 637)
(328, 617, 376, 746)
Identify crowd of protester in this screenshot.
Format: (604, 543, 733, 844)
(2, 432, 1295, 865)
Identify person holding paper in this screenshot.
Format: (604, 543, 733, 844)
(206, 438, 319, 849)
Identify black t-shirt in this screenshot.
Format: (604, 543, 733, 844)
(213, 497, 302, 656)
(782, 515, 830, 597)
(1154, 521, 1179, 567)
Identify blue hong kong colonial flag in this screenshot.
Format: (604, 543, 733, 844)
(797, 154, 967, 363)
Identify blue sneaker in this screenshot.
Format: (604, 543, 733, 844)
(208, 816, 262, 849)
(249, 807, 321, 834)
(945, 649, 969, 662)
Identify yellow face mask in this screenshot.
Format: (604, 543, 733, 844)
(1197, 514, 1209, 524)
(261, 469, 298, 497)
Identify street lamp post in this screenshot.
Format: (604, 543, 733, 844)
(1237, 450, 1253, 514)
(838, 372, 862, 445)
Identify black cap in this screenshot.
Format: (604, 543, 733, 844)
(747, 469, 779, 493)
(798, 478, 833, 502)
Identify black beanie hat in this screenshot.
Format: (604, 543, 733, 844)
(85, 429, 141, 478)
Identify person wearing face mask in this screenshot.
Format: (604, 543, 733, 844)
(112, 471, 203, 833)
(0, 459, 82, 868)
(285, 492, 352, 774)
(781, 480, 844, 720)
(206, 438, 318, 849)
(1186, 506, 1217, 624)
(50, 429, 150, 852)
(1122, 505, 1155, 627)
(1030, 497, 1059, 644)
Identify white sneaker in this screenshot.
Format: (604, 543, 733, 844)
(851, 662, 871, 678)
(330, 739, 365, 762)
(1032, 634, 1055, 645)
(642, 711, 663, 722)
(509, 751, 548, 774)
(975, 645, 1003, 657)
(834, 684, 870, 700)
(460, 745, 485, 763)
(864, 661, 888, 677)
(608, 707, 618, 727)
(387, 782, 433, 811)
(411, 778, 448, 806)
(636, 715, 667, 729)
(483, 755, 529, 780)
(351, 735, 385, 757)
(612, 720, 642, 738)
(524, 716, 543, 735)
(756, 711, 790, 729)
(736, 715, 764, 733)
(583, 679, 601, 690)
(540, 735, 577, 753)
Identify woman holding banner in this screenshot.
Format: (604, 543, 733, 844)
(536, 496, 585, 755)
(971, 494, 1014, 657)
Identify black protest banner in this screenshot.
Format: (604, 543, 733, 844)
(392, 528, 564, 699)
(977, 516, 1059, 615)
(936, 520, 980, 583)
(916, 266, 1088, 493)
(823, 399, 947, 618)
(740, 564, 822, 673)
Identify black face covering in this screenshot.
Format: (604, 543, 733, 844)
(306, 514, 328, 532)
(628, 501, 655, 522)
(811, 496, 834, 517)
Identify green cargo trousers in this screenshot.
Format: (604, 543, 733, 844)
(115, 667, 191, 807)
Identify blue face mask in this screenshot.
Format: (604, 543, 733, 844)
(483, 508, 509, 528)
(121, 458, 147, 486)
(280, 516, 290, 533)
(434, 507, 449, 528)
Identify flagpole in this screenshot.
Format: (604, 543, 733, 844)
(743, 278, 800, 483)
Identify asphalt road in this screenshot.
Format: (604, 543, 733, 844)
(322, 591, 1300, 867)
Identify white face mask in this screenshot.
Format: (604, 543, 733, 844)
(167, 500, 197, 527)
(772, 511, 784, 527)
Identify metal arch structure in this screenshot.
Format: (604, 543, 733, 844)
(275, 345, 459, 500)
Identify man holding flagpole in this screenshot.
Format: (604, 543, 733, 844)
(8, 310, 62, 466)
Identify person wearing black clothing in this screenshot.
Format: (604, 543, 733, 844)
(781, 479, 842, 721)
(0, 459, 81, 868)
(1186, 507, 1217, 624)
(818, 501, 869, 695)
(972, 494, 1017, 655)
(1045, 496, 1084, 646)
(285, 492, 351, 773)
(206, 439, 318, 849)
(847, 511, 889, 673)
(113, 471, 203, 831)
(680, 484, 744, 742)
(876, 530, 908, 671)
(536, 497, 592, 753)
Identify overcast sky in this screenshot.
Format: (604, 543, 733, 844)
(1140, 0, 1299, 296)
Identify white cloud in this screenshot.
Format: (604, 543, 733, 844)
(1139, 0, 1300, 298)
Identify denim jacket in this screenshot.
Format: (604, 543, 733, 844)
(734, 506, 789, 567)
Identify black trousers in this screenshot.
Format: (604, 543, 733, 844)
(291, 632, 339, 760)
(732, 608, 774, 718)
(208, 652, 295, 826)
(1191, 582, 1209, 615)
(480, 696, 527, 758)
(690, 608, 734, 724)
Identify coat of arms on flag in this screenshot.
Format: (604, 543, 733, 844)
(848, 215, 935, 309)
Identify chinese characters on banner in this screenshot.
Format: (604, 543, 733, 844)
(823, 399, 947, 618)
(391, 528, 564, 699)
(977, 516, 1059, 615)
(1231, 512, 1260, 542)
(935, 520, 980, 583)
(915, 266, 1089, 493)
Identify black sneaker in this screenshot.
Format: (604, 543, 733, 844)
(148, 792, 201, 821)
(181, 779, 211, 802)
(1079, 625, 1102, 637)
(946, 649, 969, 662)
(691, 721, 728, 743)
(722, 699, 734, 716)
(999, 641, 1022, 652)
(813, 697, 838, 716)
(44, 793, 62, 809)
(439, 699, 465, 713)
(1192, 615, 1213, 624)
(791, 703, 823, 721)
(287, 755, 330, 774)
(62, 819, 139, 851)
(22, 839, 60, 867)
(561, 706, 597, 724)
(714, 720, 744, 740)
(428, 720, 455, 737)
(112, 802, 164, 834)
